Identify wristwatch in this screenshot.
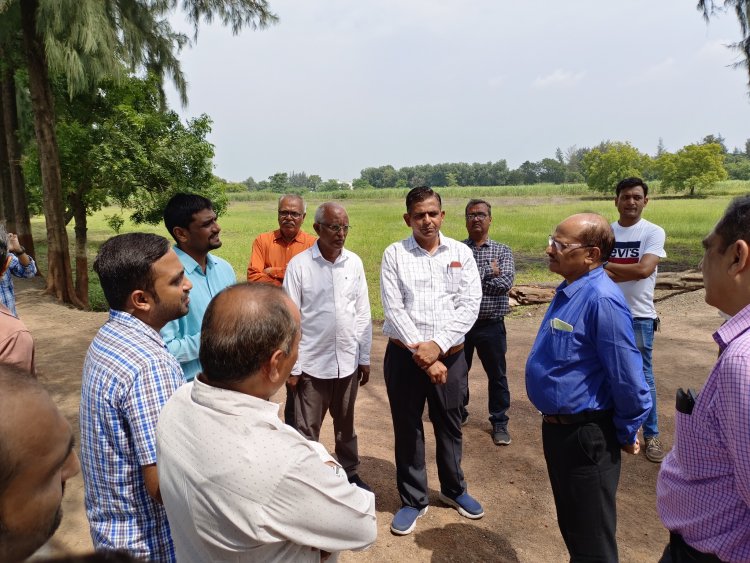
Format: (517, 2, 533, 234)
(12, 247, 26, 256)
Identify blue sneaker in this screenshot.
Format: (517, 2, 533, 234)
(390, 505, 428, 535)
(439, 491, 484, 519)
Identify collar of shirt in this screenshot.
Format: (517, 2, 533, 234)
(311, 241, 348, 265)
(273, 229, 309, 245)
(191, 376, 281, 422)
(174, 246, 220, 276)
(463, 237, 490, 248)
(108, 309, 166, 349)
(556, 267, 599, 300)
(404, 232, 448, 254)
(714, 302, 750, 351)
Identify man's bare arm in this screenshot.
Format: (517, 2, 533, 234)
(605, 254, 660, 283)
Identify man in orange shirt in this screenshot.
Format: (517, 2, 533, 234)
(248, 194, 316, 427)
(247, 195, 317, 286)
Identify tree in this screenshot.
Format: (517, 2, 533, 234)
(581, 142, 651, 193)
(657, 143, 728, 196)
(538, 158, 566, 184)
(318, 178, 344, 192)
(656, 137, 666, 157)
(269, 172, 289, 193)
(698, 1, 750, 91)
(700, 133, 728, 153)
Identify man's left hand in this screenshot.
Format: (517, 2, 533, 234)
(7, 233, 22, 254)
(410, 341, 441, 369)
(358, 364, 370, 386)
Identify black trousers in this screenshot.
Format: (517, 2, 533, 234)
(542, 417, 621, 563)
(384, 342, 467, 508)
(463, 317, 510, 425)
(659, 533, 724, 563)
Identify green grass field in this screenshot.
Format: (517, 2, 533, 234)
(25, 182, 749, 318)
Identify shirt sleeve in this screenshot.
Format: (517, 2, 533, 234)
(8, 254, 37, 278)
(716, 352, 750, 508)
(123, 360, 183, 466)
(432, 247, 482, 353)
(354, 261, 372, 366)
(0, 331, 35, 374)
(282, 258, 304, 376)
(380, 244, 421, 345)
(247, 235, 279, 285)
(481, 244, 515, 296)
(643, 225, 667, 258)
(161, 318, 200, 365)
(261, 442, 377, 553)
(592, 297, 652, 444)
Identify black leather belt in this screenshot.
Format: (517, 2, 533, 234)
(542, 410, 612, 425)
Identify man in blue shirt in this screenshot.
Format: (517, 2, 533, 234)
(161, 194, 237, 381)
(0, 227, 37, 317)
(526, 213, 651, 562)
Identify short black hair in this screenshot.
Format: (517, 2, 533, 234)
(714, 195, 750, 252)
(163, 193, 213, 242)
(465, 199, 491, 217)
(406, 186, 441, 213)
(0, 224, 7, 266)
(200, 284, 298, 383)
(93, 233, 171, 311)
(615, 177, 648, 197)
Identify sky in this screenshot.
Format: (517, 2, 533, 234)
(165, 1, 750, 183)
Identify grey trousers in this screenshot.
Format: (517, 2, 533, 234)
(294, 371, 360, 477)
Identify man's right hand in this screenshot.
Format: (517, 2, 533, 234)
(263, 266, 285, 280)
(287, 375, 300, 388)
(425, 361, 447, 384)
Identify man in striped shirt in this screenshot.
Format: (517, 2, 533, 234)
(381, 186, 482, 536)
(657, 196, 750, 562)
(80, 233, 192, 562)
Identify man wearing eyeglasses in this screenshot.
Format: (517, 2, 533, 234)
(283, 202, 373, 492)
(248, 194, 317, 426)
(526, 213, 651, 562)
(462, 199, 515, 446)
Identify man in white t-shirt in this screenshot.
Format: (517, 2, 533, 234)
(604, 177, 667, 463)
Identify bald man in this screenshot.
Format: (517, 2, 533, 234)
(526, 213, 651, 562)
(0, 368, 80, 562)
(157, 284, 376, 562)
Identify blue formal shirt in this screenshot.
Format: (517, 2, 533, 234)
(525, 266, 651, 445)
(80, 310, 184, 561)
(160, 247, 236, 381)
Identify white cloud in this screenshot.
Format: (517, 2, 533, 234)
(533, 69, 586, 89)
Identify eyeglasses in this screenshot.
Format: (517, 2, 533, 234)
(320, 223, 351, 234)
(278, 211, 303, 219)
(466, 212, 489, 220)
(548, 235, 593, 253)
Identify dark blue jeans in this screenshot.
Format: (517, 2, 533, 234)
(462, 318, 510, 426)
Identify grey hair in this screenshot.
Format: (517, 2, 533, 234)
(278, 194, 306, 213)
(314, 202, 345, 224)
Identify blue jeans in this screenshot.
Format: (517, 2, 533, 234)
(462, 318, 510, 426)
(633, 317, 658, 438)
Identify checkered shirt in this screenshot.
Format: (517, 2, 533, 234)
(80, 310, 184, 562)
(657, 303, 750, 561)
(463, 238, 515, 320)
(0, 254, 37, 316)
(381, 233, 481, 352)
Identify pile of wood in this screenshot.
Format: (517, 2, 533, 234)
(509, 270, 703, 307)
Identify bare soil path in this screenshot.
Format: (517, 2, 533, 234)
(17, 277, 721, 563)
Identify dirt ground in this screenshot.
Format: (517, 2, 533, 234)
(17, 276, 723, 563)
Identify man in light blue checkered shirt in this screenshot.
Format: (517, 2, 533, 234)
(0, 226, 37, 317)
(80, 233, 192, 562)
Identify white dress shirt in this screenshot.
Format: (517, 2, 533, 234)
(283, 243, 372, 378)
(381, 233, 481, 353)
(156, 378, 377, 563)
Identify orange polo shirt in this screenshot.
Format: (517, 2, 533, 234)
(247, 229, 317, 286)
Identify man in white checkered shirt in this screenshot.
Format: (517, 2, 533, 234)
(380, 186, 482, 536)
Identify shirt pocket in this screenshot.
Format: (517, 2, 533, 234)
(551, 331, 572, 361)
(444, 267, 461, 294)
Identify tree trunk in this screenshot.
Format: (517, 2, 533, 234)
(70, 186, 89, 307)
(20, 0, 84, 308)
(0, 88, 16, 232)
(1, 59, 36, 258)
